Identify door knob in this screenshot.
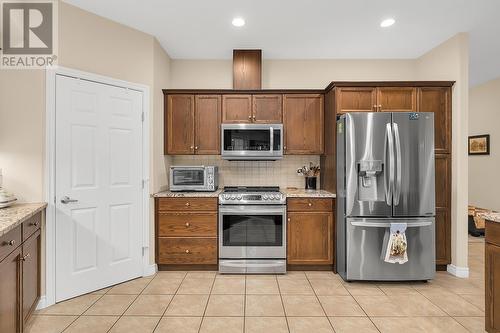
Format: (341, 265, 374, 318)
(61, 196, 78, 204)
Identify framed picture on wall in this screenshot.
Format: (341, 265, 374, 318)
(468, 134, 490, 155)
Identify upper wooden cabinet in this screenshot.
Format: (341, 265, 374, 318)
(336, 87, 377, 114)
(222, 95, 252, 123)
(195, 95, 221, 154)
(283, 94, 324, 154)
(222, 94, 282, 123)
(335, 87, 417, 113)
(165, 94, 221, 155)
(418, 87, 451, 153)
(166, 95, 195, 154)
(377, 87, 417, 112)
(252, 94, 282, 123)
(233, 50, 262, 90)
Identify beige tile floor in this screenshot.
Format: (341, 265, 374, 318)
(27, 236, 486, 333)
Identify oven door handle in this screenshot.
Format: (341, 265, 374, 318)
(219, 205, 286, 214)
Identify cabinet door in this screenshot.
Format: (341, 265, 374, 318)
(336, 87, 377, 114)
(287, 212, 333, 265)
(377, 87, 417, 112)
(0, 247, 22, 333)
(283, 94, 324, 154)
(22, 230, 40, 322)
(486, 243, 500, 332)
(166, 94, 194, 154)
(435, 208, 451, 265)
(435, 154, 450, 209)
(222, 95, 252, 123)
(195, 95, 221, 154)
(252, 95, 282, 123)
(418, 87, 451, 154)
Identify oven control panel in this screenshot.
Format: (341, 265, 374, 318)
(219, 192, 285, 205)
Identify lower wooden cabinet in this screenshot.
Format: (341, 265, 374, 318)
(0, 211, 42, 333)
(0, 246, 22, 333)
(156, 197, 218, 269)
(287, 198, 335, 267)
(486, 220, 500, 333)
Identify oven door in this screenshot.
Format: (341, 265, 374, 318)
(219, 205, 286, 259)
(221, 124, 283, 160)
(169, 167, 206, 191)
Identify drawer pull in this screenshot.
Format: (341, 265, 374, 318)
(287, 218, 291, 222)
(7, 240, 16, 246)
(185, 202, 190, 207)
(20, 253, 30, 261)
(185, 222, 190, 227)
(308, 202, 312, 207)
(185, 249, 190, 254)
(30, 222, 39, 227)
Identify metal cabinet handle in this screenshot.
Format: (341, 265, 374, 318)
(252, 116, 256, 120)
(287, 218, 291, 222)
(308, 202, 312, 207)
(185, 222, 190, 227)
(190, 146, 194, 149)
(20, 253, 30, 261)
(61, 196, 78, 204)
(7, 240, 16, 246)
(30, 222, 39, 227)
(195, 146, 198, 150)
(248, 115, 252, 119)
(185, 202, 190, 207)
(185, 249, 190, 254)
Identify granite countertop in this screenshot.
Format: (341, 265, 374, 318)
(281, 188, 336, 198)
(153, 188, 336, 199)
(478, 212, 500, 223)
(0, 203, 47, 237)
(153, 189, 222, 198)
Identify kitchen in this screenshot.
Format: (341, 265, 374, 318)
(0, 1, 497, 332)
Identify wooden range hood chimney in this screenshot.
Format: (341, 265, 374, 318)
(233, 49, 262, 90)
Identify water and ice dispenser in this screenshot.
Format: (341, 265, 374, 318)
(357, 160, 384, 202)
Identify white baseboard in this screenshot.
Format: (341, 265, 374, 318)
(143, 263, 158, 277)
(447, 264, 469, 278)
(36, 295, 48, 310)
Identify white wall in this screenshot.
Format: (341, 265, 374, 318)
(171, 59, 417, 89)
(469, 77, 500, 211)
(416, 33, 469, 272)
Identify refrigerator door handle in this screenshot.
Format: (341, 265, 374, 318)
(351, 221, 433, 228)
(385, 123, 395, 206)
(393, 123, 402, 206)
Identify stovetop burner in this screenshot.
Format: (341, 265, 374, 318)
(219, 186, 285, 205)
(223, 186, 280, 193)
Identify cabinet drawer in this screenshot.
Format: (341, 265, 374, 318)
(287, 198, 332, 212)
(158, 213, 217, 237)
(22, 212, 41, 241)
(0, 225, 21, 263)
(157, 237, 217, 264)
(157, 198, 217, 212)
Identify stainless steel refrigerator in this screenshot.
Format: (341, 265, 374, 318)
(336, 112, 435, 281)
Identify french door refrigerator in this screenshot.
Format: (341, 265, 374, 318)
(336, 112, 435, 281)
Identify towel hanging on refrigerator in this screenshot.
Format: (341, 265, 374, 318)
(383, 223, 408, 264)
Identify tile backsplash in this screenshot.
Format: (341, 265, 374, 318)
(170, 155, 321, 189)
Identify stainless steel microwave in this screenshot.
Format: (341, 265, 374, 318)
(221, 124, 283, 160)
(169, 166, 218, 192)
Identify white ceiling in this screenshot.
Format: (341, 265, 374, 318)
(63, 0, 500, 87)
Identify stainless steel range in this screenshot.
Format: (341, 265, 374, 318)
(218, 186, 286, 274)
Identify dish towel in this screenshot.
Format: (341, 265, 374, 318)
(383, 223, 408, 264)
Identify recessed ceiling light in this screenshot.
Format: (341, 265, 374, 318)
(232, 17, 245, 27)
(380, 18, 395, 28)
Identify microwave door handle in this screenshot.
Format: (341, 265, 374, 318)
(270, 127, 274, 153)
